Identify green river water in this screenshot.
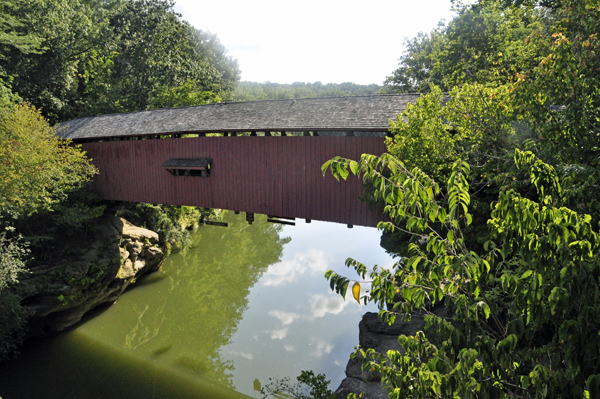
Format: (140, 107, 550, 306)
(0, 211, 394, 399)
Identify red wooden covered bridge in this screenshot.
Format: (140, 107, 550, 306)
(56, 95, 419, 227)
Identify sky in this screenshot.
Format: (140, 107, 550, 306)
(173, 0, 457, 85)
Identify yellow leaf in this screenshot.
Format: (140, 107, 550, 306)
(352, 282, 361, 304)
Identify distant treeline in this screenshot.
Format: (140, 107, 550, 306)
(233, 81, 382, 102)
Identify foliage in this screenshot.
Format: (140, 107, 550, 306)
(120, 203, 214, 253)
(324, 2, 600, 394)
(0, 288, 30, 359)
(387, 83, 515, 181)
(514, 0, 600, 165)
(382, 25, 446, 93)
(0, 102, 96, 219)
(324, 152, 600, 398)
(148, 80, 221, 110)
(0, 233, 28, 292)
(0, 233, 30, 360)
(260, 370, 336, 399)
(100, 0, 228, 114)
(383, 2, 545, 93)
(0, 0, 42, 55)
(234, 81, 382, 101)
(0, 0, 239, 122)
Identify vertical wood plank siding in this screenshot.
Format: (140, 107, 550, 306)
(81, 136, 387, 227)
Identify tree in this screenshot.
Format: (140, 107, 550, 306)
(0, 0, 240, 122)
(383, 26, 446, 93)
(324, 0, 600, 396)
(234, 81, 382, 101)
(324, 151, 600, 398)
(0, 0, 118, 122)
(383, 2, 546, 93)
(0, 0, 42, 55)
(0, 86, 97, 359)
(0, 102, 96, 219)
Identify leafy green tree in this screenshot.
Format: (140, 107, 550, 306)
(384, 2, 545, 92)
(324, 151, 600, 398)
(148, 80, 221, 110)
(325, 1, 600, 396)
(0, 0, 117, 122)
(0, 233, 30, 359)
(386, 83, 516, 181)
(0, 0, 240, 122)
(0, 102, 96, 219)
(0, 0, 42, 54)
(383, 26, 446, 93)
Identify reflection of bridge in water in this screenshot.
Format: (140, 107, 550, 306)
(57, 95, 418, 227)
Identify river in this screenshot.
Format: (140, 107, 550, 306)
(0, 211, 394, 399)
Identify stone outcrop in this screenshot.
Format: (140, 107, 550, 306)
(336, 309, 448, 399)
(23, 214, 165, 336)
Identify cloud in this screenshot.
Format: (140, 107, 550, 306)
(270, 328, 288, 340)
(309, 294, 348, 318)
(284, 345, 295, 352)
(312, 341, 334, 357)
(230, 351, 254, 360)
(262, 250, 328, 286)
(268, 310, 301, 326)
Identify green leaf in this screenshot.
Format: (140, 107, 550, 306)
(521, 270, 533, 279)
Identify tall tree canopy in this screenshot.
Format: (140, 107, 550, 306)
(0, 0, 240, 123)
(384, 2, 546, 93)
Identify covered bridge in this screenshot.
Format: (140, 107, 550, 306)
(57, 94, 418, 227)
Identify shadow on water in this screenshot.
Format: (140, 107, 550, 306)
(0, 211, 289, 399)
(0, 330, 252, 399)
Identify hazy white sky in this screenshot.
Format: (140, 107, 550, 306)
(173, 0, 456, 85)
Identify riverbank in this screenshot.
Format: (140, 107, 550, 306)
(22, 213, 165, 336)
(9, 202, 212, 344)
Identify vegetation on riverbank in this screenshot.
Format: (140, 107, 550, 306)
(325, 0, 600, 397)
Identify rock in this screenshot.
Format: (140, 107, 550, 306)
(133, 259, 146, 272)
(117, 259, 134, 279)
(345, 357, 381, 382)
(145, 246, 163, 261)
(23, 213, 166, 337)
(120, 247, 130, 262)
(110, 216, 159, 243)
(335, 378, 388, 399)
(360, 312, 425, 336)
(335, 311, 441, 399)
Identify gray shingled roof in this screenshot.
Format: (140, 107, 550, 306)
(55, 94, 420, 140)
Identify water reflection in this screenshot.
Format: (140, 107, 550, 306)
(77, 211, 289, 389)
(0, 212, 393, 399)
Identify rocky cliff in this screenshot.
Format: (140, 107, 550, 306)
(22, 214, 165, 336)
(336, 308, 448, 399)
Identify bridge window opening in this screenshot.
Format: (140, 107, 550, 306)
(162, 158, 212, 177)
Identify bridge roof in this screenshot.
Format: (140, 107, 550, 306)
(55, 94, 420, 140)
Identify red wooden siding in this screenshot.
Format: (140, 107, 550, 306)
(81, 136, 387, 227)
